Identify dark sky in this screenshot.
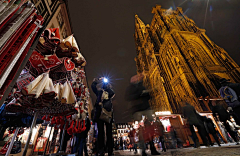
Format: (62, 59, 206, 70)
(68, 0, 240, 123)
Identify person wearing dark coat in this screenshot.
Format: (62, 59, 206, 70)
(203, 117, 221, 146)
(125, 75, 152, 121)
(129, 128, 137, 153)
(73, 117, 91, 156)
(211, 99, 239, 144)
(119, 137, 123, 150)
(219, 78, 240, 123)
(91, 77, 115, 156)
(182, 102, 209, 146)
(125, 73, 160, 156)
(153, 117, 166, 152)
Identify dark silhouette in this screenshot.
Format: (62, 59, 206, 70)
(203, 117, 221, 146)
(182, 102, 209, 146)
(91, 77, 115, 156)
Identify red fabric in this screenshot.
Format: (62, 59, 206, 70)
(0, 0, 27, 30)
(0, 138, 11, 155)
(72, 121, 78, 133)
(67, 121, 74, 135)
(81, 120, 86, 132)
(0, 10, 36, 75)
(40, 54, 62, 69)
(43, 28, 60, 43)
(77, 121, 82, 133)
(29, 51, 46, 74)
(51, 117, 56, 124)
(0, 14, 43, 98)
(51, 58, 75, 72)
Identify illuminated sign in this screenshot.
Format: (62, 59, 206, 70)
(155, 111, 171, 115)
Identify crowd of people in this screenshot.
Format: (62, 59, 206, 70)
(86, 73, 240, 156)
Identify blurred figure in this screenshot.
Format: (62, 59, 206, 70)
(91, 77, 115, 156)
(125, 73, 153, 121)
(203, 117, 221, 146)
(120, 137, 123, 150)
(92, 138, 98, 155)
(123, 139, 127, 150)
(153, 117, 166, 152)
(182, 102, 209, 146)
(183, 119, 200, 148)
(210, 98, 239, 145)
(219, 78, 240, 123)
(169, 126, 177, 148)
(144, 117, 159, 155)
(129, 128, 137, 154)
(74, 116, 91, 156)
(125, 73, 160, 156)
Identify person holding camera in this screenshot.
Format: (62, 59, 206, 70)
(91, 77, 115, 156)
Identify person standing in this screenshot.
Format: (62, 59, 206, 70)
(219, 78, 240, 123)
(91, 77, 115, 156)
(210, 98, 239, 145)
(153, 117, 166, 152)
(182, 102, 209, 146)
(120, 137, 123, 150)
(203, 117, 221, 146)
(74, 116, 91, 156)
(125, 73, 160, 156)
(184, 120, 200, 148)
(129, 128, 137, 154)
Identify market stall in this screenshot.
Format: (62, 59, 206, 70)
(0, 1, 91, 156)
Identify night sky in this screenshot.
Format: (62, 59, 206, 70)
(68, 0, 240, 123)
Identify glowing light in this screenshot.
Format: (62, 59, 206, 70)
(103, 78, 108, 83)
(155, 111, 171, 115)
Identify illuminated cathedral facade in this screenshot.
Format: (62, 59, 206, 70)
(134, 5, 240, 114)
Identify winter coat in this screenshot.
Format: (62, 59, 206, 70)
(152, 121, 164, 137)
(125, 81, 151, 114)
(222, 82, 240, 98)
(91, 80, 115, 121)
(204, 118, 216, 134)
(212, 104, 230, 122)
(182, 103, 203, 126)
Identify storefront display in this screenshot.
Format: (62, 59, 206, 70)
(0, 0, 91, 155)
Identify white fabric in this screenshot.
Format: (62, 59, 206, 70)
(61, 81, 76, 104)
(29, 73, 49, 98)
(43, 77, 55, 94)
(54, 83, 61, 99)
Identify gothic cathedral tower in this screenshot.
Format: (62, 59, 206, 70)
(134, 5, 240, 114)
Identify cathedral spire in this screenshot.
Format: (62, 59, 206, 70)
(134, 14, 146, 47)
(135, 14, 146, 33)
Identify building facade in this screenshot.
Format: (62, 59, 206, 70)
(134, 5, 240, 114)
(116, 123, 133, 138)
(31, 0, 72, 39)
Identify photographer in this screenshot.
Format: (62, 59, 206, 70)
(91, 77, 115, 156)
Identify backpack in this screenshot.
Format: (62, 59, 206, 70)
(219, 86, 238, 103)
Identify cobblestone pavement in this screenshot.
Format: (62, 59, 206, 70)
(113, 143, 240, 156)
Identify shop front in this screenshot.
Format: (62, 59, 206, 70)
(154, 111, 226, 148)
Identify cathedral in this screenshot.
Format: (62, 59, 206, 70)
(134, 5, 240, 114)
